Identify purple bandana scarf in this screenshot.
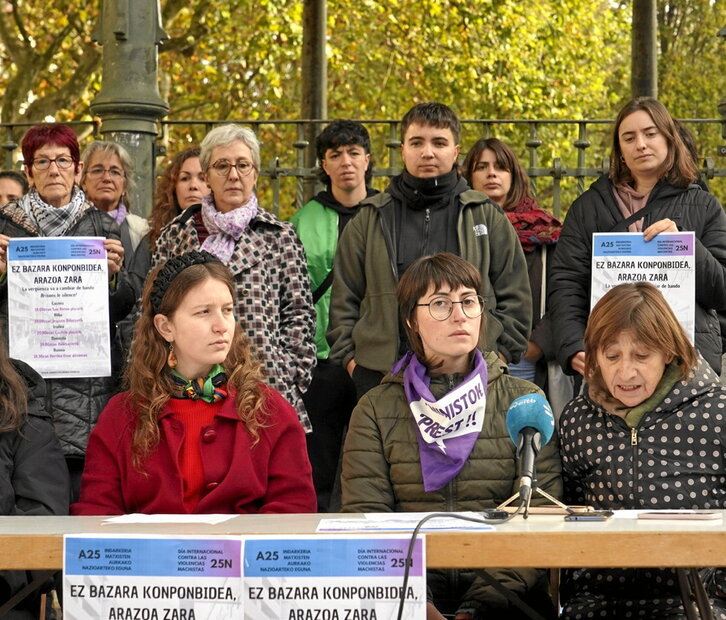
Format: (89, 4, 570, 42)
(392, 350, 488, 491)
(107, 203, 127, 226)
(200, 193, 258, 263)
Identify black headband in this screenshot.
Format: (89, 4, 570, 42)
(150, 250, 222, 314)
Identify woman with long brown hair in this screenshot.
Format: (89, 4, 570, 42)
(462, 138, 561, 390)
(73, 250, 316, 514)
(549, 97, 726, 377)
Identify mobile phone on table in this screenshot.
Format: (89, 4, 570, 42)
(564, 510, 613, 521)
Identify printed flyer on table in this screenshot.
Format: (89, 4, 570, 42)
(64, 534, 427, 620)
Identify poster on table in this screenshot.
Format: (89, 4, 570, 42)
(6, 236, 110, 378)
(591, 231, 695, 342)
(64, 534, 427, 620)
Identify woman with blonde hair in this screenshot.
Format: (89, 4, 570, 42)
(73, 250, 316, 515)
(559, 282, 725, 618)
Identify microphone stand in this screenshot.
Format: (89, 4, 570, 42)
(496, 483, 571, 519)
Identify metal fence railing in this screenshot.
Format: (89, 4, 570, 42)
(3, 118, 725, 220)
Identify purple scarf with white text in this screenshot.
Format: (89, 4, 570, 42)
(392, 350, 488, 491)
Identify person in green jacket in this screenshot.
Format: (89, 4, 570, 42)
(341, 253, 561, 620)
(327, 103, 532, 400)
(290, 120, 377, 511)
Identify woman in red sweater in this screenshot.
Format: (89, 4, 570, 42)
(73, 250, 316, 515)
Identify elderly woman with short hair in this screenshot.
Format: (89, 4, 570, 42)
(152, 124, 316, 429)
(0, 124, 135, 497)
(559, 282, 726, 619)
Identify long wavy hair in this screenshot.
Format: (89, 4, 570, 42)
(609, 98, 698, 188)
(149, 147, 201, 249)
(126, 260, 267, 468)
(0, 325, 28, 433)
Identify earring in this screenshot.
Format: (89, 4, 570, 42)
(168, 343, 177, 369)
(620, 155, 625, 162)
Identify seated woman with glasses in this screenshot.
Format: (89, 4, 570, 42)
(0, 124, 135, 499)
(152, 125, 316, 432)
(73, 251, 316, 515)
(341, 252, 562, 620)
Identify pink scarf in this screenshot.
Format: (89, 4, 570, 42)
(200, 194, 258, 263)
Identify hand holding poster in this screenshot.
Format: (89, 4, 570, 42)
(7, 236, 111, 378)
(591, 231, 695, 342)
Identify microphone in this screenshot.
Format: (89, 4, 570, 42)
(505, 393, 555, 504)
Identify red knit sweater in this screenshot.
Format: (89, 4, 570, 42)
(168, 398, 221, 512)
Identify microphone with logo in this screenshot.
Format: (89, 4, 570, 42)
(505, 393, 556, 514)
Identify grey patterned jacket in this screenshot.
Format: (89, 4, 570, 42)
(152, 204, 316, 430)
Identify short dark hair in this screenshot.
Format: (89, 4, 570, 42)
(461, 137, 531, 210)
(401, 102, 461, 144)
(0, 170, 29, 195)
(397, 252, 484, 370)
(315, 120, 373, 186)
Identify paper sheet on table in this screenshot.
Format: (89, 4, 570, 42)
(103, 513, 237, 525)
(317, 512, 494, 532)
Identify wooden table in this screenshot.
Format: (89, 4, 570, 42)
(1, 512, 724, 571)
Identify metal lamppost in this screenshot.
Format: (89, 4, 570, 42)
(90, 0, 170, 217)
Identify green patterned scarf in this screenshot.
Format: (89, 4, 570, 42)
(169, 364, 228, 403)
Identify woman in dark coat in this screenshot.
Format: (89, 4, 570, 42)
(0, 124, 135, 498)
(462, 137, 561, 390)
(549, 97, 726, 377)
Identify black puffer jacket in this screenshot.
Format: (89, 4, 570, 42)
(558, 358, 726, 618)
(549, 175, 726, 374)
(0, 199, 136, 457)
(0, 360, 69, 617)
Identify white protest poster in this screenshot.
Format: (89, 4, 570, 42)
(64, 534, 427, 620)
(591, 232, 695, 342)
(242, 535, 426, 619)
(6, 236, 110, 378)
(64, 535, 245, 620)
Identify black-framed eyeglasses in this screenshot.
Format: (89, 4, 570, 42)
(209, 159, 257, 177)
(416, 295, 485, 321)
(87, 166, 125, 180)
(32, 156, 74, 170)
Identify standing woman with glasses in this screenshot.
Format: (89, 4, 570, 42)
(81, 141, 150, 264)
(0, 124, 135, 498)
(341, 253, 561, 620)
(152, 124, 316, 430)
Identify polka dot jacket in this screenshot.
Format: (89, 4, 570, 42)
(558, 357, 726, 619)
